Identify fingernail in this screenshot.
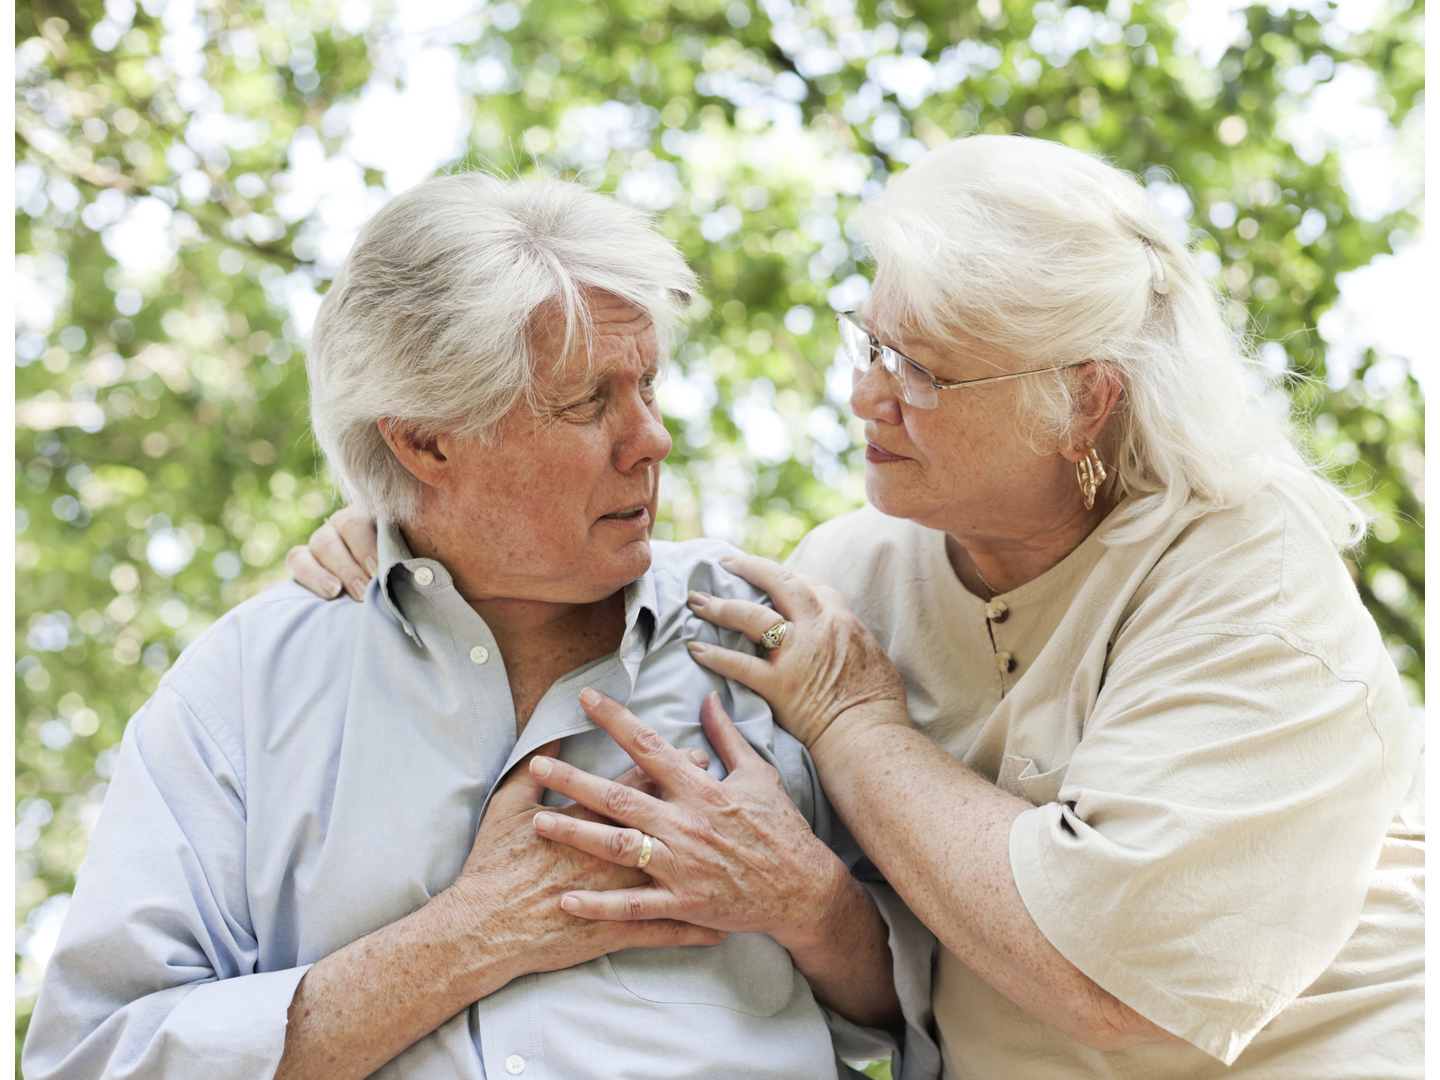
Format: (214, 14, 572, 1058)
(349, 578, 367, 601)
(533, 811, 555, 832)
(687, 748, 709, 766)
(364, 556, 378, 577)
(530, 756, 553, 778)
(718, 554, 736, 565)
(687, 590, 711, 608)
(579, 687, 601, 708)
(561, 896, 580, 913)
(321, 575, 342, 599)
(686, 641, 707, 656)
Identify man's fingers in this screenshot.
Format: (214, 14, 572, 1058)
(331, 506, 380, 577)
(529, 752, 666, 833)
(685, 593, 790, 647)
(619, 919, 728, 948)
(308, 521, 370, 602)
(284, 545, 344, 601)
(576, 689, 704, 792)
(697, 691, 762, 776)
(560, 887, 688, 924)
(533, 812, 667, 873)
(492, 740, 562, 810)
(613, 746, 709, 797)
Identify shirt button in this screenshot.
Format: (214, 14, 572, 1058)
(470, 645, 489, 665)
(995, 651, 1016, 674)
(985, 599, 1009, 622)
(505, 1055, 525, 1075)
(413, 566, 434, 586)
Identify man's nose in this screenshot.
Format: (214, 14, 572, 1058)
(616, 400, 672, 472)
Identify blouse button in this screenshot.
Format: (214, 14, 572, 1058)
(995, 651, 1016, 674)
(470, 645, 489, 665)
(413, 566, 434, 586)
(985, 599, 1009, 622)
(505, 1055, 525, 1075)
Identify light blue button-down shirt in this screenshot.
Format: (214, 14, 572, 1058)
(24, 530, 895, 1080)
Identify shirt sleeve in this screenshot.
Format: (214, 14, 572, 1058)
(22, 683, 311, 1080)
(1008, 625, 1417, 1065)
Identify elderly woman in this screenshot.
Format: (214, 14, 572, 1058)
(23, 175, 902, 1080)
(296, 136, 1423, 1080)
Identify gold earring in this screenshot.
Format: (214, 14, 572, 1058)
(1075, 442, 1108, 511)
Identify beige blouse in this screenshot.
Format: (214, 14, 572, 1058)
(788, 486, 1423, 1079)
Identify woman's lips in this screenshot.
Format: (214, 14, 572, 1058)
(865, 442, 910, 464)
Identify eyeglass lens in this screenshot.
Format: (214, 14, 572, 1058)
(837, 314, 938, 409)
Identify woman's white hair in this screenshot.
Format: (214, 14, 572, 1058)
(307, 173, 696, 521)
(859, 134, 1364, 548)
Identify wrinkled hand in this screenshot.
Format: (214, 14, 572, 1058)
(442, 740, 726, 981)
(683, 553, 909, 752)
(284, 505, 379, 602)
(526, 689, 851, 956)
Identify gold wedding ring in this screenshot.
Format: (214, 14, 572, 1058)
(760, 621, 788, 650)
(636, 833, 654, 870)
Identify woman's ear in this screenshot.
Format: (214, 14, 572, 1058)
(377, 419, 450, 488)
(1058, 362, 1124, 463)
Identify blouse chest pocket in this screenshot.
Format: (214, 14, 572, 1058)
(998, 754, 1069, 806)
(607, 932, 797, 1017)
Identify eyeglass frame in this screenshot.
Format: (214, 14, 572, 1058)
(836, 311, 1091, 409)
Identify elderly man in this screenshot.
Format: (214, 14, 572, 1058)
(23, 176, 901, 1080)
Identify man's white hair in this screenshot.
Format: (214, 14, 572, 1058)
(307, 173, 697, 521)
(859, 134, 1364, 548)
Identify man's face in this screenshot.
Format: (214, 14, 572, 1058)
(424, 291, 672, 605)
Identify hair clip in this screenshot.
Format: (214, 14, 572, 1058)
(1141, 239, 1170, 296)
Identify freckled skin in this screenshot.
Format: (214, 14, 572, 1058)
(392, 291, 672, 729)
(849, 320, 1120, 595)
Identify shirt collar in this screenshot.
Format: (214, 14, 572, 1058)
(375, 521, 659, 659)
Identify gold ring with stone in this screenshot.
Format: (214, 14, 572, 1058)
(636, 833, 654, 870)
(760, 621, 788, 650)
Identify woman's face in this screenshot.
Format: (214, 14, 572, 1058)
(847, 318, 1081, 544)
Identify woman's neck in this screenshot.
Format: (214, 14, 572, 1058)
(945, 489, 1118, 597)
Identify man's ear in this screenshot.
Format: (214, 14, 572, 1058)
(1058, 362, 1123, 463)
(377, 419, 450, 488)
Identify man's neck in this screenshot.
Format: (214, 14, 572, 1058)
(395, 521, 629, 732)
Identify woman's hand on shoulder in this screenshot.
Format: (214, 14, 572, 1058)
(285, 506, 380, 602)
(685, 553, 909, 753)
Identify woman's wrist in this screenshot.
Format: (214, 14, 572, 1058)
(809, 699, 913, 765)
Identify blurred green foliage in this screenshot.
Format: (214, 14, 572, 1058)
(14, 0, 1423, 1060)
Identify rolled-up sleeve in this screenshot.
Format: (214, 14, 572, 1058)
(23, 684, 310, 1080)
(1009, 626, 1418, 1065)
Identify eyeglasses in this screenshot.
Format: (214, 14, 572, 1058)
(836, 311, 1091, 410)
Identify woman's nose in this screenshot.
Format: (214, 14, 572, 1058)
(850, 362, 903, 425)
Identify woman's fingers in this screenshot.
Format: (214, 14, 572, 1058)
(717, 553, 824, 620)
(533, 812, 669, 874)
(331, 506, 380, 576)
(686, 592, 789, 647)
(685, 639, 776, 694)
(304, 520, 371, 601)
(283, 545, 344, 600)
